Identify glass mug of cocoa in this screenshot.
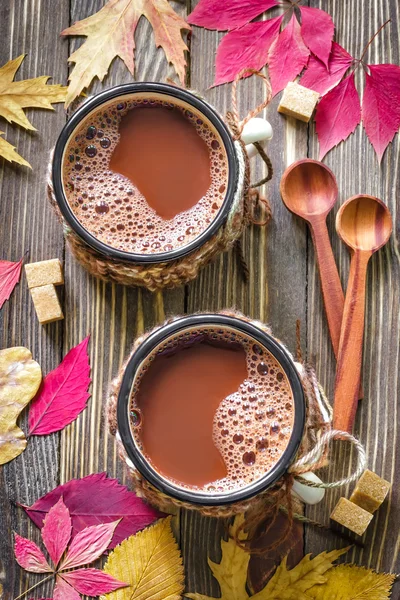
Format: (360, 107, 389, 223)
(113, 313, 305, 510)
(50, 83, 248, 290)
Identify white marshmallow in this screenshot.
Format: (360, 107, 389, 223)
(292, 472, 325, 505)
(241, 118, 273, 145)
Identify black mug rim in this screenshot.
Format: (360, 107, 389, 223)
(117, 314, 306, 506)
(52, 83, 239, 264)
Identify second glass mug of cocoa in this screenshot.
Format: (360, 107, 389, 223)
(49, 82, 268, 291)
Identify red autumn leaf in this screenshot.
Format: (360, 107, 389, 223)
(54, 578, 80, 600)
(215, 16, 283, 86)
(268, 14, 310, 96)
(15, 499, 126, 599)
(42, 497, 72, 567)
(61, 568, 127, 595)
(301, 41, 354, 96)
(362, 64, 400, 161)
(299, 6, 334, 68)
(315, 72, 361, 159)
(187, 0, 278, 31)
(14, 534, 52, 573)
(28, 336, 91, 436)
(21, 472, 163, 549)
(59, 521, 120, 570)
(0, 257, 23, 309)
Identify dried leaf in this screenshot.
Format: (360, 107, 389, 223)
(28, 336, 91, 436)
(252, 548, 348, 599)
(14, 499, 126, 599)
(315, 72, 361, 159)
(187, 515, 349, 600)
(301, 41, 353, 96)
(0, 256, 24, 309)
(362, 64, 400, 162)
(21, 472, 164, 549)
(14, 534, 52, 573)
(41, 497, 72, 567)
(102, 516, 184, 600)
(268, 14, 310, 96)
(187, 0, 278, 31)
(62, 0, 190, 107)
(0, 347, 42, 465)
(307, 564, 395, 599)
(60, 521, 120, 570)
(299, 7, 334, 68)
(0, 55, 67, 166)
(214, 16, 283, 87)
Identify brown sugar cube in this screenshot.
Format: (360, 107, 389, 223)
(278, 82, 320, 123)
(350, 470, 391, 513)
(25, 259, 64, 289)
(30, 284, 64, 324)
(330, 497, 373, 536)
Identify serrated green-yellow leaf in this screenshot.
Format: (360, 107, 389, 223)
(101, 516, 184, 600)
(0, 132, 31, 168)
(307, 564, 395, 599)
(186, 515, 250, 600)
(252, 547, 349, 600)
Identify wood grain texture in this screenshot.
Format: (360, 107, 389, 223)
(0, 1, 69, 598)
(305, 2, 400, 599)
(0, 0, 399, 598)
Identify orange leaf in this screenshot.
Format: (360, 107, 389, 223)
(62, 0, 190, 107)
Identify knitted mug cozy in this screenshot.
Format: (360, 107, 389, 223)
(48, 74, 273, 291)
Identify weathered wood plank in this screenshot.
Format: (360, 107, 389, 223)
(304, 0, 400, 595)
(0, 1, 69, 599)
(182, 3, 309, 595)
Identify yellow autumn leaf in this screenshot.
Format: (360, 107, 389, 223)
(186, 515, 250, 600)
(0, 55, 67, 167)
(307, 564, 395, 600)
(0, 347, 42, 464)
(0, 132, 31, 168)
(61, 0, 190, 107)
(253, 547, 349, 600)
(101, 516, 184, 600)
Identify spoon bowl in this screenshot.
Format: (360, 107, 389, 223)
(336, 195, 393, 252)
(280, 159, 338, 219)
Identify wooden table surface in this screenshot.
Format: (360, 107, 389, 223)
(1, 1, 399, 598)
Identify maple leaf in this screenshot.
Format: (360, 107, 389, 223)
(14, 497, 127, 599)
(307, 564, 395, 599)
(315, 73, 361, 159)
(0, 256, 24, 309)
(362, 64, 400, 162)
(186, 515, 349, 600)
(301, 41, 354, 96)
(102, 516, 184, 600)
(187, 1, 333, 91)
(0, 55, 67, 167)
(268, 14, 310, 96)
(0, 347, 42, 465)
(28, 336, 91, 436)
(61, 0, 190, 107)
(21, 472, 164, 549)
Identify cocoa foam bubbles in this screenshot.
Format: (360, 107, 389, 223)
(129, 328, 295, 494)
(62, 97, 229, 255)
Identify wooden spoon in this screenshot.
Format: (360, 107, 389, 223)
(280, 159, 344, 357)
(333, 195, 392, 433)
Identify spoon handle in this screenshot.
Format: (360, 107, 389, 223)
(308, 217, 345, 357)
(333, 250, 371, 432)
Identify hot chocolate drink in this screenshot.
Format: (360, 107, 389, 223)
(129, 327, 295, 493)
(62, 96, 229, 255)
